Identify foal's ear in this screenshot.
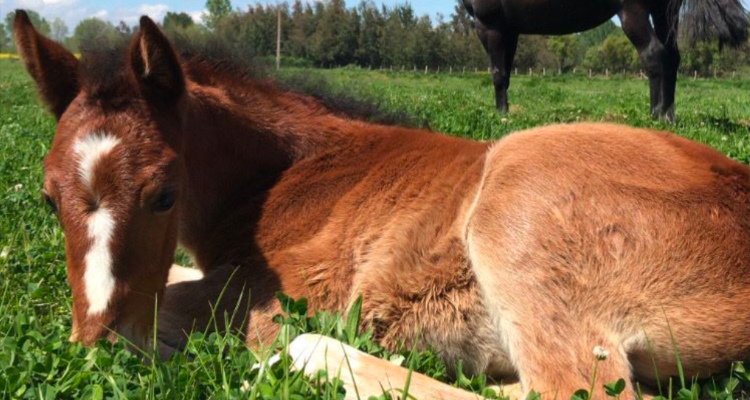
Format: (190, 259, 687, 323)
(128, 16, 185, 104)
(13, 10, 79, 120)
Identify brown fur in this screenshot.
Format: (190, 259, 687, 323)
(15, 11, 750, 398)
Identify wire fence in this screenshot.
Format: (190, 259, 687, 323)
(1, 53, 744, 79)
(341, 64, 748, 80)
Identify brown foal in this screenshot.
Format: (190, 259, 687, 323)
(14, 11, 749, 398)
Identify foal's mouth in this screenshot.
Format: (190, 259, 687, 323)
(70, 316, 154, 352)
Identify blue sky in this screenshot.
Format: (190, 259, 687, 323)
(2, 0, 749, 31)
(1, 0, 457, 29)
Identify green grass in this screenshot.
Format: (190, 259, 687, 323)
(1, 59, 748, 399)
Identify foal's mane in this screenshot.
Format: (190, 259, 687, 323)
(78, 36, 419, 127)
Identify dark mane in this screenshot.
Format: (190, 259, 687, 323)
(77, 34, 420, 127)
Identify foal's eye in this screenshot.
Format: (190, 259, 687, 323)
(153, 189, 176, 212)
(42, 191, 58, 214)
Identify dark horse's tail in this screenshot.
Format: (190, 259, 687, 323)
(680, 0, 749, 46)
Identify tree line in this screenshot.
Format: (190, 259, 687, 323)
(1, 1, 748, 76)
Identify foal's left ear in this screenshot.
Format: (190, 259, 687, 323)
(128, 16, 185, 104)
(13, 10, 79, 120)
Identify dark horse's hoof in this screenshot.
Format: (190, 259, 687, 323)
(651, 107, 675, 123)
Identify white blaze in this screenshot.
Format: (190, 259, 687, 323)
(73, 133, 120, 191)
(83, 207, 117, 315)
(73, 133, 121, 315)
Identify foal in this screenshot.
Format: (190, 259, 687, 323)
(15, 11, 749, 398)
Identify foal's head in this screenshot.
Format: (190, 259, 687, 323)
(14, 12, 189, 347)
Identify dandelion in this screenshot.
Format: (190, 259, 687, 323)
(593, 346, 609, 361)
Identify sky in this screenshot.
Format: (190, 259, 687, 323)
(2, 0, 749, 31)
(0, 0, 456, 29)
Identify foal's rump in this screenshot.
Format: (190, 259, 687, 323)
(465, 123, 750, 394)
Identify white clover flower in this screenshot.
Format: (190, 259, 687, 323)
(593, 346, 610, 361)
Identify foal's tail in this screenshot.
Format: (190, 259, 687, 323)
(680, 0, 749, 47)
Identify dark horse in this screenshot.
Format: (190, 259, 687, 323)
(464, 0, 749, 119)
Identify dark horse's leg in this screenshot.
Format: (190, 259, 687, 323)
(652, 0, 681, 121)
(476, 20, 519, 113)
(619, 0, 678, 121)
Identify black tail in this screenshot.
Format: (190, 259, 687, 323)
(680, 0, 749, 46)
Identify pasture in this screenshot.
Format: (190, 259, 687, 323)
(0, 58, 748, 399)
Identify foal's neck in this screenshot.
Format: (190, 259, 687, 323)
(177, 81, 362, 264)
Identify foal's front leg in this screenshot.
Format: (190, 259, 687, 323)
(156, 264, 256, 358)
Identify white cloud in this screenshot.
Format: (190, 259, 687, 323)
(137, 3, 168, 20)
(14, 0, 79, 11)
(188, 10, 206, 25)
(92, 9, 108, 19)
(108, 3, 168, 25)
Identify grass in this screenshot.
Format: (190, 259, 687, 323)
(1, 58, 749, 399)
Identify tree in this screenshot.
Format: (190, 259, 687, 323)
(355, 1, 384, 66)
(578, 20, 617, 48)
(5, 10, 51, 36)
(50, 18, 69, 42)
(5, 10, 51, 51)
(115, 21, 132, 37)
(72, 18, 118, 53)
(583, 33, 638, 72)
(310, 0, 358, 67)
(289, 0, 310, 58)
(163, 12, 194, 31)
(450, 0, 473, 36)
(514, 35, 555, 71)
(205, 0, 232, 30)
(547, 35, 579, 72)
(0, 23, 8, 53)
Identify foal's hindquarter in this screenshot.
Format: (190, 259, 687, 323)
(466, 123, 750, 395)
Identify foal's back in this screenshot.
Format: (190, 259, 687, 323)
(466, 123, 750, 397)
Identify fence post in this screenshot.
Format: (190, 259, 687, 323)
(462, 67, 466, 75)
(605, 68, 609, 77)
(515, 67, 518, 75)
(543, 68, 546, 76)
(589, 69, 592, 78)
(528, 68, 532, 75)
(694, 70, 697, 80)
(425, 66, 429, 74)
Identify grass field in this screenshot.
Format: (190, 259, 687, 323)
(1, 58, 749, 399)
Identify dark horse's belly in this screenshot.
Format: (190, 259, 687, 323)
(470, 0, 621, 34)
